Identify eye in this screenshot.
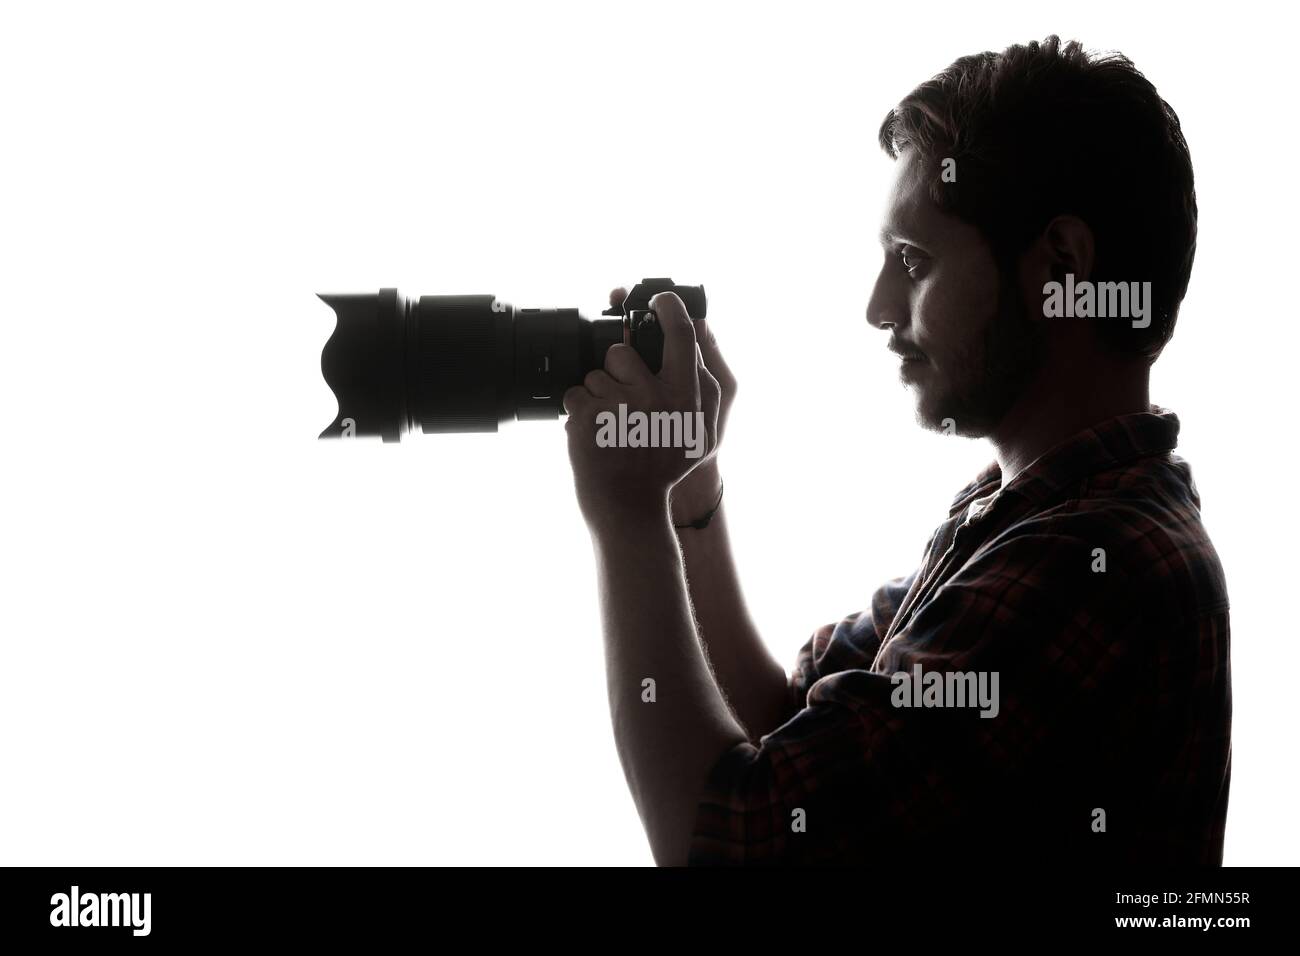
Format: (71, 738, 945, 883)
(898, 246, 926, 276)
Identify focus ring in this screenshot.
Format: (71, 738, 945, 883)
(415, 295, 499, 433)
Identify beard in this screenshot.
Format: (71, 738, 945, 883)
(914, 264, 1047, 438)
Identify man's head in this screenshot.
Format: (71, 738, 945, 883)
(867, 35, 1197, 436)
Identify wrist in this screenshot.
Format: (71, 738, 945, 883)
(585, 481, 676, 535)
(582, 493, 673, 542)
(670, 461, 723, 523)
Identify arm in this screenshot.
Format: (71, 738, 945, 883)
(670, 461, 794, 742)
(563, 289, 753, 865)
(588, 503, 748, 866)
(611, 283, 790, 742)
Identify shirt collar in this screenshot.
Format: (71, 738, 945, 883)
(947, 405, 1182, 519)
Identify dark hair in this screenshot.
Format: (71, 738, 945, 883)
(878, 35, 1197, 362)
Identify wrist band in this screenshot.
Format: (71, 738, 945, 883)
(673, 480, 725, 531)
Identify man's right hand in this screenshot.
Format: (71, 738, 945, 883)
(607, 285, 736, 525)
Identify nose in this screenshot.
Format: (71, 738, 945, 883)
(866, 261, 906, 332)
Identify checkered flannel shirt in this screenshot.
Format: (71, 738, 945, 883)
(688, 407, 1231, 865)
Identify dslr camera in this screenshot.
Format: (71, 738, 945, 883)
(317, 277, 706, 441)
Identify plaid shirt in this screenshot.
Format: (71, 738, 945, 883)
(688, 407, 1231, 865)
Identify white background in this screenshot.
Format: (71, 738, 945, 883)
(2, 0, 1295, 865)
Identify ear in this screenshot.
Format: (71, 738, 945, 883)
(1041, 214, 1096, 284)
(1017, 214, 1096, 321)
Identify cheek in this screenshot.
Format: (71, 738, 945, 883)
(913, 267, 999, 355)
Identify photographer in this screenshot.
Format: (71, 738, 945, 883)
(562, 36, 1230, 867)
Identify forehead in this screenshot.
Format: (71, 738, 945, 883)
(879, 147, 944, 243)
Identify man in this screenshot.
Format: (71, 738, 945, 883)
(562, 35, 1230, 865)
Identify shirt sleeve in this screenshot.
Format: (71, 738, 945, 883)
(688, 523, 1167, 865)
(787, 571, 916, 714)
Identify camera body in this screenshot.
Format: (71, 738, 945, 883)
(600, 276, 710, 375)
(317, 278, 706, 441)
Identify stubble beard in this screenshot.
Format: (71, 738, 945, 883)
(914, 267, 1046, 439)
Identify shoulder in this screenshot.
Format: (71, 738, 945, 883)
(1003, 453, 1228, 620)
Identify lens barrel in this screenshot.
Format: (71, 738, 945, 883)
(318, 279, 705, 441)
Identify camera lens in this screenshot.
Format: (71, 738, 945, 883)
(317, 280, 704, 441)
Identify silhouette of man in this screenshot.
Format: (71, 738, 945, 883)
(563, 35, 1230, 865)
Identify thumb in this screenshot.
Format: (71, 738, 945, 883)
(649, 291, 698, 386)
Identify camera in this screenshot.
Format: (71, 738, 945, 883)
(317, 277, 707, 441)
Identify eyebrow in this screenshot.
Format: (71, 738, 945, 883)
(878, 229, 926, 249)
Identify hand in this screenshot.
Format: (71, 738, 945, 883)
(563, 289, 723, 532)
(609, 287, 736, 525)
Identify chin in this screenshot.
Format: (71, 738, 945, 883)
(908, 383, 951, 433)
(911, 383, 995, 439)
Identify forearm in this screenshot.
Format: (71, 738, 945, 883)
(590, 505, 747, 866)
(672, 466, 794, 741)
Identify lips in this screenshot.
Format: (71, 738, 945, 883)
(883, 338, 925, 364)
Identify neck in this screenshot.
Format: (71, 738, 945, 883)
(989, 347, 1150, 487)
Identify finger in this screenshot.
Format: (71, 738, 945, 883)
(562, 384, 593, 417)
(583, 368, 616, 398)
(697, 345, 720, 444)
(649, 291, 698, 386)
(609, 286, 629, 310)
(603, 343, 654, 386)
(696, 317, 736, 393)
